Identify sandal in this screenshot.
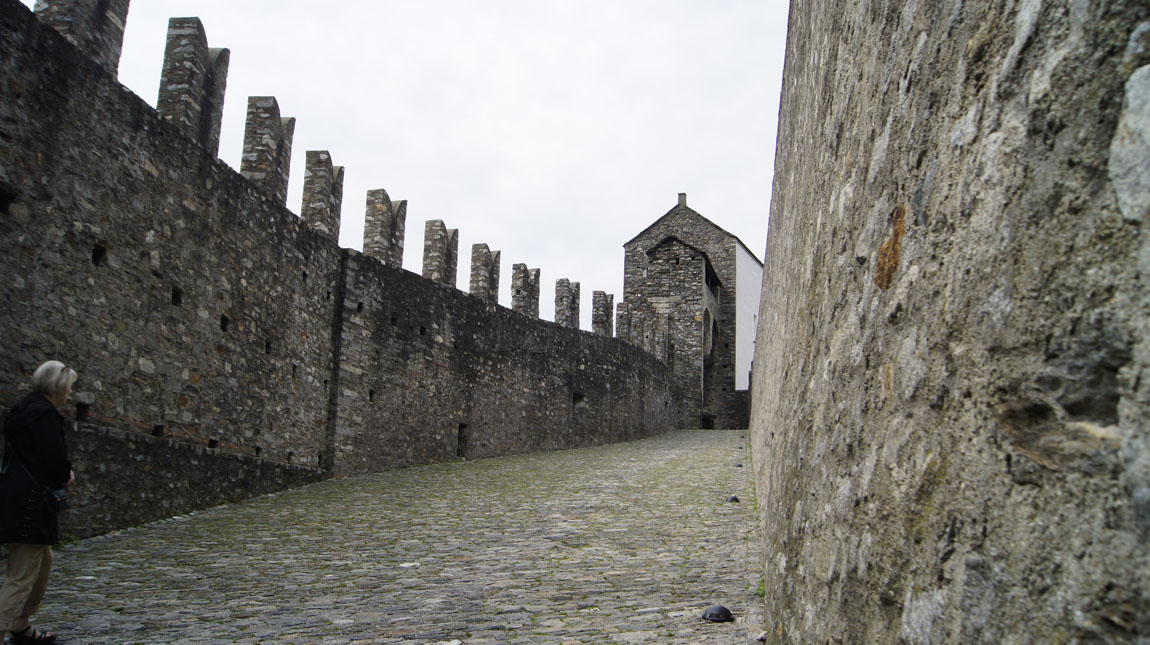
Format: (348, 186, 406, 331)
(9, 626, 57, 643)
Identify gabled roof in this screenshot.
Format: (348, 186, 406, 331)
(624, 198, 764, 266)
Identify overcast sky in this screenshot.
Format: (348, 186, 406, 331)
(22, 0, 789, 329)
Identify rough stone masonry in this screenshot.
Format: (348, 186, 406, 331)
(751, 1, 1149, 643)
(0, 0, 673, 539)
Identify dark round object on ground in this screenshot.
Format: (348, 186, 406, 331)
(701, 604, 734, 622)
(727, 495, 740, 503)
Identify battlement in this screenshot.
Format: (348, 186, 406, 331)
(157, 17, 229, 156)
(592, 291, 613, 337)
(241, 96, 296, 206)
(33, 0, 129, 75)
(363, 189, 405, 268)
(28, 0, 617, 319)
(555, 279, 580, 329)
(0, 0, 662, 538)
(470, 244, 501, 305)
(422, 220, 460, 286)
(511, 264, 541, 318)
(301, 151, 345, 241)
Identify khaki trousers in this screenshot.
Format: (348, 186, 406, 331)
(0, 544, 53, 632)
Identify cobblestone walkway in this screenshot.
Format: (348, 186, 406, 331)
(29, 430, 764, 644)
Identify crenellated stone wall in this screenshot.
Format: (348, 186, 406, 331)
(751, 1, 1149, 642)
(0, 0, 668, 538)
(333, 253, 671, 475)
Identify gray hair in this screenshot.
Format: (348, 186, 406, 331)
(30, 361, 78, 399)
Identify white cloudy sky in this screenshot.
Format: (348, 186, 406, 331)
(22, 0, 789, 329)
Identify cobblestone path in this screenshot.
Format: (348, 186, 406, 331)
(31, 430, 764, 644)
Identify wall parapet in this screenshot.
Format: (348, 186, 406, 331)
(422, 219, 459, 287)
(470, 243, 500, 304)
(0, 0, 675, 538)
(511, 264, 541, 318)
(592, 291, 613, 337)
(157, 17, 229, 156)
(241, 96, 295, 205)
(555, 279, 580, 329)
(363, 189, 405, 268)
(33, 0, 130, 76)
(301, 150, 345, 241)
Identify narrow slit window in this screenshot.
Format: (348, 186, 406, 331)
(457, 423, 470, 459)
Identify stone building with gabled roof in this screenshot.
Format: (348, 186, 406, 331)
(617, 193, 763, 429)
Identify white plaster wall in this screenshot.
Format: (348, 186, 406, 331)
(735, 243, 762, 390)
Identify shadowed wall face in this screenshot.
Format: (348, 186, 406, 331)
(751, 1, 1149, 642)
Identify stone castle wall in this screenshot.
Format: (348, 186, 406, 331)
(622, 201, 746, 429)
(0, 1, 341, 473)
(751, 0, 1149, 642)
(332, 253, 671, 475)
(0, 0, 673, 537)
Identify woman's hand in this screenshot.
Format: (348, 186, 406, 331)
(67, 469, 75, 489)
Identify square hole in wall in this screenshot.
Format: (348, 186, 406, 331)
(91, 244, 108, 266)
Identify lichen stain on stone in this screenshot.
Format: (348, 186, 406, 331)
(874, 204, 907, 291)
(881, 362, 894, 398)
(906, 453, 949, 543)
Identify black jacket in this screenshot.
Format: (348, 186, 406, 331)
(0, 392, 72, 544)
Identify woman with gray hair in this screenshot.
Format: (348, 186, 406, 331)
(0, 361, 77, 644)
